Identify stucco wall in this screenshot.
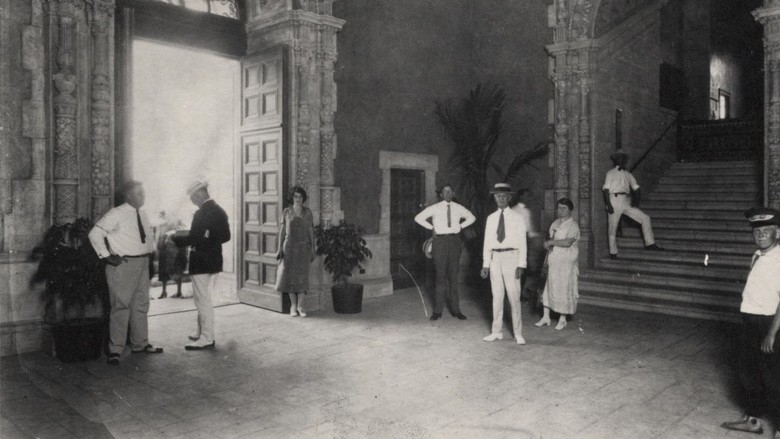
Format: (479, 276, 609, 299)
(333, 1, 552, 233)
(591, 6, 677, 259)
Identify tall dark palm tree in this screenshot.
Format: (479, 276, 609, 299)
(434, 82, 549, 235)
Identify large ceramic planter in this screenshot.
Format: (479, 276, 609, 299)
(332, 283, 363, 314)
(51, 317, 107, 363)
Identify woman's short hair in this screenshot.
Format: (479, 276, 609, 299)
(286, 186, 308, 204)
(557, 197, 574, 211)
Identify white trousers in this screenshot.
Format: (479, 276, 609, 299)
(608, 194, 655, 254)
(106, 257, 150, 354)
(191, 273, 216, 343)
(489, 251, 523, 337)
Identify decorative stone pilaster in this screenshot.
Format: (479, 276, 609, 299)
(247, 4, 345, 227)
(552, 73, 570, 201)
(88, 0, 114, 219)
(578, 76, 592, 228)
(754, 4, 780, 209)
(51, 0, 81, 225)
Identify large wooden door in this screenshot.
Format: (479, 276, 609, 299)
(237, 48, 287, 311)
(390, 169, 426, 289)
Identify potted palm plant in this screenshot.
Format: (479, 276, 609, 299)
(314, 221, 372, 314)
(32, 218, 109, 362)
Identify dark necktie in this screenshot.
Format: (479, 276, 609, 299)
(136, 209, 146, 243)
(497, 209, 505, 243)
(447, 204, 451, 228)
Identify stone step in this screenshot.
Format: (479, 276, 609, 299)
(652, 218, 748, 231)
(616, 236, 755, 255)
(579, 277, 741, 307)
(596, 258, 748, 281)
(620, 226, 755, 243)
(580, 268, 744, 295)
(640, 209, 747, 221)
(641, 200, 755, 211)
(669, 160, 757, 169)
(646, 192, 760, 202)
(657, 175, 760, 185)
(664, 165, 759, 176)
(615, 248, 750, 268)
(578, 293, 739, 322)
(653, 183, 760, 193)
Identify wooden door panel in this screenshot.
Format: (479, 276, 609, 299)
(390, 169, 426, 289)
(237, 47, 286, 312)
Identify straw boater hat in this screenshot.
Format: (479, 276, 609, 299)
(186, 177, 208, 196)
(422, 237, 434, 259)
(744, 207, 780, 228)
(490, 182, 513, 194)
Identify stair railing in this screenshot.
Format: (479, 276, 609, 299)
(629, 115, 680, 173)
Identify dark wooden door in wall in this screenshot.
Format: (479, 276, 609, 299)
(236, 47, 287, 312)
(390, 169, 426, 290)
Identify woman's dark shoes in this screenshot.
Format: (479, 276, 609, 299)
(609, 253, 618, 260)
(429, 313, 441, 321)
(452, 312, 468, 320)
(131, 344, 164, 354)
(172, 291, 182, 298)
(644, 244, 664, 251)
(158, 291, 167, 299)
(107, 353, 120, 366)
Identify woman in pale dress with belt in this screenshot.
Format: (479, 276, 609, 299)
(275, 186, 315, 317)
(535, 197, 579, 330)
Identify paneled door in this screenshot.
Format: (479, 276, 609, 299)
(390, 169, 426, 289)
(237, 47, 287, 311)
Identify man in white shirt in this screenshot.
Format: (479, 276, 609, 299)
(481, 183, 527, 344)
(602, 151, 663, 259)
(721, 207, 780, 438)
(88, 181, 163, 365)
(414, 184, 476, 320)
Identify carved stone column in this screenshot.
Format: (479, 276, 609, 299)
(247, 2, 345, 228)
(552, 73, 570, 202)
(755, 3, 780, 209)
(578, 76, 592, 232)
(51, 0, 81, 225)
(88, 0, 114, 219)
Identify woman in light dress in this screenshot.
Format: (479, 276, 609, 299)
(535, 197, 579, 330)
(275, 186, 316, 317)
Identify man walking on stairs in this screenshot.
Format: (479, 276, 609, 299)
(721, 207, 780, 438)
(602, 150, 663, 259)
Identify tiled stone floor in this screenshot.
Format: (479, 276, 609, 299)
(0, 285, 769, 438)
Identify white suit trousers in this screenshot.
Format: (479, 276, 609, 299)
(489, 251, 523, 337)
(607, 194, 655, 254)
(191, 273, 216, 343)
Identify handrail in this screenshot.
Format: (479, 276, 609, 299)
(630, 115, 679, 172)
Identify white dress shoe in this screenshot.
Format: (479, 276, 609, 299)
(185, 339, 215, 350)
(482, 333, 504, 342)
(297, 308, 307, 317)
(516, 336, 526, 345)
(534, 319, 551, 327)
(555, 320, 567, 330)
(290, 309, 298, 317)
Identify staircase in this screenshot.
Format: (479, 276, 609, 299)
(579, 161, 762, 322)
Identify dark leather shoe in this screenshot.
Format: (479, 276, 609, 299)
(107, 353, 120, 366)
(609, 253, 618, 260)
(429, 313, 441, 321)
(453, 312, 468, 320)
(644, 244, 664, 251)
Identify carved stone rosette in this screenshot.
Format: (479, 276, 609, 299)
(755, 6, 780, 208)
(52, 0, 81, 224)
(89, 0, 114, 219)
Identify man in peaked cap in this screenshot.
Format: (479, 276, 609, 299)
(481, 183, 527, 345)
(414, 183, 476, 321)
(172, 177, 231, 350)
(722, 207, 780, 437)
(602, 150, 663, 259)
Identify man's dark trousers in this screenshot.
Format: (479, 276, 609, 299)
(738, 312, 780, 424)
(432, 234, 462, 314)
